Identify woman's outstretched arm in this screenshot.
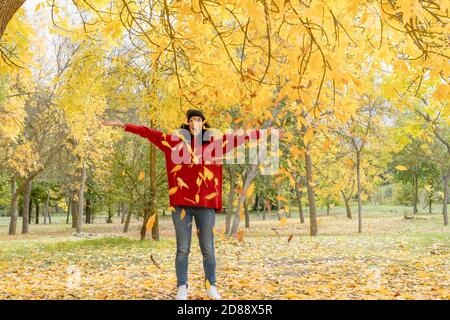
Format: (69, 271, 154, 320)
(102, 119, 166, 150)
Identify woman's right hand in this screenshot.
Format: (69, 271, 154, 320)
(102, 119, 125, 128)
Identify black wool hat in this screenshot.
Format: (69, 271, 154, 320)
(186, 109, 205, 121)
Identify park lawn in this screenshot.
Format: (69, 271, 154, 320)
(0, 205, 448, 300)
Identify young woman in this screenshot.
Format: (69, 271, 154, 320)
(102, 109, 265, 300)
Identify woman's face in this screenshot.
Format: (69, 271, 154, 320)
(188, 116, 203, 136)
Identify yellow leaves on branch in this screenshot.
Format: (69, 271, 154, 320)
(8, 142, 41, 176)
(192, 0, 201, 13)
(433, 84, 450, 101)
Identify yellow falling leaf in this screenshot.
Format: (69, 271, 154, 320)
(246, 183, 255, 198)
(196, 176, 202, 187)
(396, 165, 408, 171)
(184, 197, 196, 205)
(177, 177, 189, 189)
(161, 141, 172, 149)
(308, 180, 316, 187)
(205, 192, 217, 200)
(169, 186, 179, 195)
(204, 167, 214, 180)
(322, 139, 332, 151)
(280, 217, 287, 225)
(146, 214, 156, 231)
(180, 208, 186, 220)
(138, 171, 145, 181)
(237, 230, 245, 242)
(170, 165, 182, 174)
(344, 158, 353, 166)
(276, 195, 288, 203)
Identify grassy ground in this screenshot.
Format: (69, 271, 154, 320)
(0, 205, 448, 300)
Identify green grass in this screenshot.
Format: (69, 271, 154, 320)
(0, 205, 447, 299)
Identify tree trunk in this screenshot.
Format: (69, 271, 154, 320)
(429, 196, 432, 214)
(149, 127, 159, 241)
(0, 0, 26, 39)
(44, 190, 51, 224)
(253, 193, 259, 211)
(356, 152, 363, 233)
(230, 164, 258, 235)
(442, 166, 449, 226)
(21, 180, 32, 234)
(76, 161, 86, 234)
(256, 193, 261, 216)
(225, 169, 236, 234)
(304, 141, 318, 236)
(85, 199, 91, 223)
(123, 203, 133, 233)
(151, 211, 159, 241)
(244, 200, 250, 228)
(413, 175, 419, 214)
(230, 198, 243, 235)
(107, 206, 113, 223)
(121, 203, 127, 224)
(8, 176, 18, 235)
(294, 183, 304, 223)
(140, 208, 150, 240)
(71, 197, 77, 228)
(91, 203, 95, 223)
(35, 201, 39, 224)
(66, 197, 71, 224)
(341, 190, 352, 219)
(263, 198, 269, 221)
(28, 196, 32, 224)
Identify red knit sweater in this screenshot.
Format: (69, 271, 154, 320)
(124, 124, 260, 212)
